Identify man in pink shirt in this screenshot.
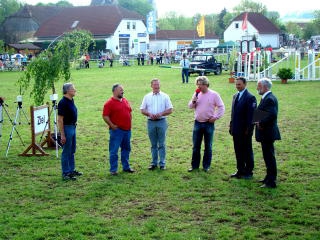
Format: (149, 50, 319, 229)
(188, 76, 225, 172)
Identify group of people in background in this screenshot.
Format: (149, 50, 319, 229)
(0, 52, 33, 71)
(57, 76, 280, 188)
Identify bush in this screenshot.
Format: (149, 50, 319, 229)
(277, 67, 294, 80)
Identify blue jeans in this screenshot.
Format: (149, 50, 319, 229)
(147, 118, 168, 167)
(191, 120, 215, 169)
(61, 125, 76, 176)
(109, 128, 131, 172)
(182, 69, 189, 83)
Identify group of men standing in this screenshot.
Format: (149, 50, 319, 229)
(229, 77, 281, 188)
(57, 76, 280, 188)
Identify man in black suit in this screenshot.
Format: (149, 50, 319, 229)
(255, 78, 281, 188)
(229, 77, 257, 179)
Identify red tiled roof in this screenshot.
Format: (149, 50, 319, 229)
(149, 30, 218, 40)
(12, 5, 64, 25)
(8, 43, 41, 50)
(35, 5, 143, 38)
(233, 12, 281, 34)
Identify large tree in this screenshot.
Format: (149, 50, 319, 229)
(19, 30, 94, 106)
(118, 0, 153, 17)
(0, 0, 22, 24)
(35, 0, 73, 7)
(158, 12, 193, 30)
(233, 0, 267, 14)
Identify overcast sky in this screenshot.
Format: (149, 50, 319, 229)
(22, 0, 317, 18)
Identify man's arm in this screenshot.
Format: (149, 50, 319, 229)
(103, 115, 117, 130)
(57, 115, 66, 145)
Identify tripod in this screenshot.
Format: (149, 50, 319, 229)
(5, 96, 30, 157)
(39, 95, 60, 158)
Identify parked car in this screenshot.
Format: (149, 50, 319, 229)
(189, 54, 222, 76)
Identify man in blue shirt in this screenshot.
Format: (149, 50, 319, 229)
(58, 83, 82, 181)
(180, 54, 190, 83)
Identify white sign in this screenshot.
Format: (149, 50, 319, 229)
(146, 11, 156, 34)
(33, 106, 49, 135)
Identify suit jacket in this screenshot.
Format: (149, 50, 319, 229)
(230, 89, 257, 136)
(255, 92, 281, 142)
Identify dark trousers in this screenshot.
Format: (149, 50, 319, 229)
(191, 121, 215, 169)
(233, 134, 254, 175)
(261, 141, 277, 185)
(182, 69, 189, 83)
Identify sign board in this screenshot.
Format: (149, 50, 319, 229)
(146, 11, 156, 34)
(33, 105, 49, 135)
(119, 34, 130, 38)
(138, 33, 147, 37)
(20, 104, 50, 156)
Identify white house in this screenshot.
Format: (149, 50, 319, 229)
(149, 30, 219, 52)
(224, 12, 281, 49)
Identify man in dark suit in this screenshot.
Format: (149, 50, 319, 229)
(229, 77, 257, 179)
(255, 78, 281, 188)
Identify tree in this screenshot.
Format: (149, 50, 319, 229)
(158, 12, 193, 30)
(302, 11, 320, 39)
(118, 0, 153, 17)
(35, 1, 73, 7)
(233, 0, 267, 14)
(285, 22, 303, 39)
(0, 0, 22, 24)
(19, 30, 94, 106)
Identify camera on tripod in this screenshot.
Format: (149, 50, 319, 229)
(16, 95, 23, 107)
(50, 94, 58, 102)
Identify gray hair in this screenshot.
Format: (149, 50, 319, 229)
(258, 78, 272, 90)
(195, 76, 210, 87)
(62, 83, 74, 94)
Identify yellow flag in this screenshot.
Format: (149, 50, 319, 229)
(197, 16, 205, 37)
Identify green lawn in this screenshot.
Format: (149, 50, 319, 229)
(0, 64, 319, 240)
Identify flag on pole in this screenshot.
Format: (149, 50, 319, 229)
(242, 12, 248, 31)
(197, 16, 205, 37)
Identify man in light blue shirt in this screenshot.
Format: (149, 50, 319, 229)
(180, 54, 190, 83)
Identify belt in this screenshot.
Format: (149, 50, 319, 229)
(65, 123, 77, 126)
(148, 118, 165, 121)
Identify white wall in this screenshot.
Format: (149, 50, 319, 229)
(149, 39, 219, 52)
(224, 20, 280, 48)
(110, 19, 149, 55)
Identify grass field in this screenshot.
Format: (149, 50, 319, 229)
(0, 63, 320, 239)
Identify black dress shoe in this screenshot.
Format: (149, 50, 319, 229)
(258, 179, 266, 183)
(188, 167, 198, 172)
(203, 168, 210, 172)
(71, 170, 83, 176)
(230, 172, 242, 178)
(63, 174, 77, 181)
(123, 168, 135, 173)
(260, 183, 276, 188)
(148, 165, 157, 170)
(160, 166, 166, 170)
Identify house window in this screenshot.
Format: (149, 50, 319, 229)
(132, 22, 136, 30)
(235, 23, 239, 29)
(127, 22, 130, 30)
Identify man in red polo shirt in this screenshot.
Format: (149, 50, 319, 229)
(102, 84, 135, 175)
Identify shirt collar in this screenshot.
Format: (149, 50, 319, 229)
(262, 90, 271, 99)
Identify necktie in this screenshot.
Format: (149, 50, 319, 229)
(235, 93, 240, 103)
(184, 59, 186, 67)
